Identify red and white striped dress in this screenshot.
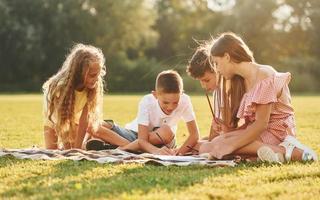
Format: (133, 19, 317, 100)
(237, 72, 296, 145)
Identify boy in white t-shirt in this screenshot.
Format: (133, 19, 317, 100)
(86, 70, 200, 155)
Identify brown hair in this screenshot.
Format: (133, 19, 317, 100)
(42, 44, 106, 145)
(186, 41, 215, 79)
(155, 70, 183, 94)
(215, 75, 245, 129)
(211, 32, 254, 63)
(211, 32, 252, 128)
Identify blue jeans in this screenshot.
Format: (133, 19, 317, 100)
(107, 121, 175, 148)
(111, 124, 138, 142)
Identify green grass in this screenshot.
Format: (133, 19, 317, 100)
(0, 94, 319, 199)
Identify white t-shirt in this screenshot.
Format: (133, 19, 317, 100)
(125, 93, 196, 134)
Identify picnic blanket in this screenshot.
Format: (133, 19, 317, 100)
(0, 148, 237, 167)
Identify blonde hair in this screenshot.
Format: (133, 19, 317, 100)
(42, 43, 106, 145)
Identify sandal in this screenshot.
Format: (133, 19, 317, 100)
(257, 135, 318, 163)
(279, 135, 318, 162)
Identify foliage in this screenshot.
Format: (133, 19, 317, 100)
(0, 0, 319, 92)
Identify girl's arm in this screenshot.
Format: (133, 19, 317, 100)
(225, 103, 271, 146)
(202, 103, 272, 159)
(208, 117, 248, 140)
(44, 126, 58, 149)
(175, 120, 200, 155)
(74, 104, 89, 149)
(215, 103, 272, 153)
(137, 124, 173, 155)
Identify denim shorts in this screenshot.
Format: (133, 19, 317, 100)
(111, 124, 138, 142)
(108, 121, 175, 148)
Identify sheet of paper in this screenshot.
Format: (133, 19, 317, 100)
(145, 154, 206, 162)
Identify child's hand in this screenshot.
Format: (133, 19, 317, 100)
(208, 136, 234, 159)
(198, 135, 234, 159)
(156, 146, 175, 155)
(212, 117, 231, 134)
(173, 148, 181, 155)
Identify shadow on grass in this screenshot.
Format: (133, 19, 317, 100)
(0, 156, 100, 198)
(0, 158, 274, 199)
(0, 155, 34, 168)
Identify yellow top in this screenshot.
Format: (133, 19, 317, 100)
(43, 90, 88, 128)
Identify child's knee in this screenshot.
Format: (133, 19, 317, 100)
(159, 125, 174, 144)
(101, 120, 114, 129)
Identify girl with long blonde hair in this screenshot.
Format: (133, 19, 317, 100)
(43, 43, 106, 149)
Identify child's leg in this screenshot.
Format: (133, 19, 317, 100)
(101, 120, 113, 129)
(93, 125, 131, 146)
(94, 121, 142, 150)
(120, 125, 175, 154)
(148, 125, 175, 147)
(199, 133, 304, 161)
(233, 140, 284, 155)
(119, 140, 140, 152)
(230, 136, 304, 161)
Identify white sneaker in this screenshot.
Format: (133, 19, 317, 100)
(257, 146, 285, 164)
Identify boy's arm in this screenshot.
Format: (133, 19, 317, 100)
(135, 96, 161, 154)
(176, 120, 200, 155)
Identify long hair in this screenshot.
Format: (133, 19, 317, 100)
(187, 39, 244, 129)
(42, 44, 106, 145)
(210, 32, 252, 128)
(214, 73, 245, 129)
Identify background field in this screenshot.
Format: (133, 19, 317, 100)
(0, 94, 319, 199)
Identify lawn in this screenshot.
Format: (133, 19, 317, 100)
(0, 94, 319, 199)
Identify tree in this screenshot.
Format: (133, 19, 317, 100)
(0, 0, 158, 92)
